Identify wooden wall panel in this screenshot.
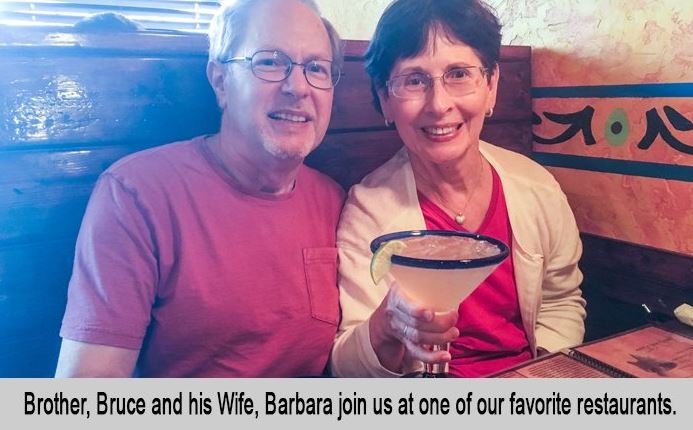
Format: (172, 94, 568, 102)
(1, 27, 686, 375)
(329, 49, 532, 132)
(0, 181, 91, 243)
(579, 233, 693, 341)
(480, 122, 533, 158)
(307, 130, 403, 189)
(0, 56, 218, 148)
(309, 123, 533, 190)
(580, 234, 693, 311)
(0, 28, 532, 376)
(0, 240, 73, 376)
(315, 42, 533, 189)
(329, 60, 381, 131)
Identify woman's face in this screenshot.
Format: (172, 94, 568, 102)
(379, 34, 499, 165)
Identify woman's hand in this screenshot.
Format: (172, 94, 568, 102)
(368, 283, 459, 373)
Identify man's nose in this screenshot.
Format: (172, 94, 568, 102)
(281, 65, 310, 97)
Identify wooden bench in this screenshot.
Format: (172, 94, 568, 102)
(0, 29, 529, 376)
(3, 27, 687, 377)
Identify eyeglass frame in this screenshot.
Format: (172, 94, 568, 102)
(221, 49, 341, 90)
(386, 66, 491, 99)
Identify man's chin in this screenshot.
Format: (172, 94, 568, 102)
(262, 138, 317, 161)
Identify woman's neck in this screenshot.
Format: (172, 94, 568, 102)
(410, 148, 492, 230)
(410, 149, 486, 195)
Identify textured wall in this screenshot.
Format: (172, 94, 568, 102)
(315, 0, 390, 40)
(489, 0, 693, 254)
(489, 0, 692, 85)
(318, 0, 693, 254)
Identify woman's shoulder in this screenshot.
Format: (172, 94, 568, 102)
(358, 148, 411, 188)
(346, 148, 412, 201)
(338, 149, 419, 245)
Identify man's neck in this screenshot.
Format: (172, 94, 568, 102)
(207, 133, 302, 196)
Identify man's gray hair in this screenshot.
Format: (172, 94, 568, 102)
(208, 0, 343, 70)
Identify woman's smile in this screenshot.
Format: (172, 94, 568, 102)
(420, 122, 464, 141)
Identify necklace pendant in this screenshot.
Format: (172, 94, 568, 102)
(454, 213, 466, 225)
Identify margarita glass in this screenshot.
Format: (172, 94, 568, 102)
(370, 230, 509, 377)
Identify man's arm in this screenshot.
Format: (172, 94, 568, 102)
(55, 339, 139, 377)
(58, 173, 155, 377)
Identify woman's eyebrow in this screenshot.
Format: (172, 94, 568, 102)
(392, 65, 427, 75)
(393, 60, 479, 76)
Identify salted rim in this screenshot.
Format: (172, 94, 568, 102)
(370, 230, 509, 269)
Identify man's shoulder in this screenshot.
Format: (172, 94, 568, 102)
(107, 137, 203, 178)
(300, 164, 346, 201)
(104, 137, 201, 183)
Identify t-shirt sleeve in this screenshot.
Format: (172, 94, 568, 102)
(60, 172, 159, 350)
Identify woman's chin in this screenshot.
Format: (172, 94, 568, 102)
(406, 140, 476, 165)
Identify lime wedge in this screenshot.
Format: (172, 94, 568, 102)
(370, 240, 407, 285)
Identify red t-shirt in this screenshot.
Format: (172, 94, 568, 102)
(418, 167, 531, 377)
(61, 136, 345, 377)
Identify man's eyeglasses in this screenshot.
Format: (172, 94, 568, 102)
(387, 66, 489, 99)
(222, 50, 341, 90)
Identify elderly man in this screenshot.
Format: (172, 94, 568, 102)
(55, 0, 344, 377)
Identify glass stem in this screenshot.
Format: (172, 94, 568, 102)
(424, 343, 450, 376)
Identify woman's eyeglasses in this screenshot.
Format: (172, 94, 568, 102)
(387, 66, 489, 99)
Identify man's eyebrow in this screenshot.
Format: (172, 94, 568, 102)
(255, 46, 333, 61)
(295, 53, 335, 62)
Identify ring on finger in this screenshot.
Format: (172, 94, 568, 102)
(402, 325, 409, 340)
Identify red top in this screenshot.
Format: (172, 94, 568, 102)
(418, 167, 532, 377)
(61, 137, 344, 376)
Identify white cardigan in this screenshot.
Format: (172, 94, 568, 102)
(330, 142, 586, 377)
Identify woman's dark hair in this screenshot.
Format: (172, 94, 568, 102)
(364, 0, 502, 114)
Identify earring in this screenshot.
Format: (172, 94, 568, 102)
(485, 108, 494, 118)
(384, 119, 391, 127)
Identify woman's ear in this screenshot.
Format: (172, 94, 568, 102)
(377, 88, 392, 123)
(485, 64, 500, 115)
(206, 61, 228, 110)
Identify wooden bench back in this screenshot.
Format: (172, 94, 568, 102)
(0, 28, 531, 376)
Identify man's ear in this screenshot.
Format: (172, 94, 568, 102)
(207, 61, 228, 110)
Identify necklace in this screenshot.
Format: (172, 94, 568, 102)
(430, 160, 485, 225)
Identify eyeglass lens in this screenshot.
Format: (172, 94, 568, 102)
(389, 67, 486, 98)
(249, 50, 338, 89)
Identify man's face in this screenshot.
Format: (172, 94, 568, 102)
(212, 0, 334, 162)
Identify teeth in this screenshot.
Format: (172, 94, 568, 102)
(424, 126, 456, 135)
(270, 113, 308, 122)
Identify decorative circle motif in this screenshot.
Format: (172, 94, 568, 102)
(605, 108, 629, 147)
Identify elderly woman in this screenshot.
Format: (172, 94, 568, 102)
(330, 0, 586, 377)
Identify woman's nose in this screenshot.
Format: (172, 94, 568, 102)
(425, 78, 454, 115)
